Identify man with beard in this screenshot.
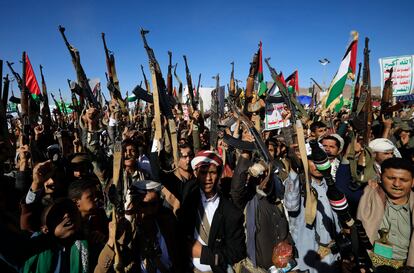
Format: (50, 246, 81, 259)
(95, 180, 184, 273)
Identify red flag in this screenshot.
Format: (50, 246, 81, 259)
(25, 53, 41, 100)
(285, 70, 299, 96)
(279, 72, 286, 87)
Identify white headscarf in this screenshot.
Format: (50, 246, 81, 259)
(368, 138, 401, 158)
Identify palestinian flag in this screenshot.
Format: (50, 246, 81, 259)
(323, 31, 358, 111)
(25, 53, 41, 101)
(334, 95, 344, 113)
(286, 70, 299, 96)
(257, 41, 268, 97)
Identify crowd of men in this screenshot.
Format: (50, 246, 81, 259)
(0, 30, 414, 272)
(0, 93, 413, 273)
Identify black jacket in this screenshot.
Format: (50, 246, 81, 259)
(230, 156, 293, 269)
(163, 176, 246, 273)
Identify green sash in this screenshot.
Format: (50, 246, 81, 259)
(23, 239, 89, 273)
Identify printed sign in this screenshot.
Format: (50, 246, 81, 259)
(379, 55, 414, 96)
(265, 102, 290, 130)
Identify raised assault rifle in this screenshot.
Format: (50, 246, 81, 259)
(58, 25, 100, 109)
(183, 55, 196, 110)
(167, 51, 173, 96)
(7, 57, 31, 145)
(102, 33, 127, 113)
(140, 28, 178, 167)
(39, 65, 52, 131)
(173, 63, 183, 103)
(210, 74, 220, 149)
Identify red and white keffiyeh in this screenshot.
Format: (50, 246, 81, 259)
(191, 150, 223, 170)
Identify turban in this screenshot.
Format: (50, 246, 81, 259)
(191, 150, 223, 170)
(369, 138, 401, 158)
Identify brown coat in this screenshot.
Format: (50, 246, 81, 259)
(357, 186, 414, 266)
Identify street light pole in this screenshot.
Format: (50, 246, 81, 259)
(318, 58, 330, 91)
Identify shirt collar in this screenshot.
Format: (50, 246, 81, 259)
(386, 198, 410, 212)
(200, 189, 219, 203)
